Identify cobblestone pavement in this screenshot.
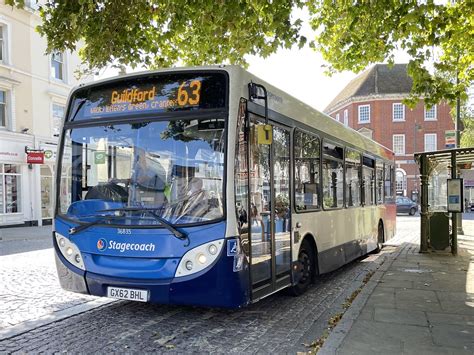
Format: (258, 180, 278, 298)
(0, 217, 419, 353)
(0, 249, 97, 330)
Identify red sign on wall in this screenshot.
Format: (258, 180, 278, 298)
(27, 151, 44, 164)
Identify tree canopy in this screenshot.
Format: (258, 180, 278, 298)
(7, 0, 473, 107)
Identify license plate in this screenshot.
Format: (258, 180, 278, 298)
(107, 286, 149, 302)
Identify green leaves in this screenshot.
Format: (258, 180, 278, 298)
(5, 0, 473, 108)
(7, 0, 302, 72)
(308, 0, 474, 108)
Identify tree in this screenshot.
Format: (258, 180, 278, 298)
(6, 1, 473, 107)
(460, 98, 474, 148)
(7, 0, 305, 72)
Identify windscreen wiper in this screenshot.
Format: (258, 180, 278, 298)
(69, 214, 121, 235)
(97, 207, 189, 243)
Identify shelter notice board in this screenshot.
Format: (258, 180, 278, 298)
(447, 178, 463, 212)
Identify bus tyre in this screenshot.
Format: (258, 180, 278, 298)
(290, 240, 314, 296)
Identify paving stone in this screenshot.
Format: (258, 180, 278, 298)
(364, 286, 395, 308)
(395, 289, 442, 312)
(402, 345, 473, 355)
(438, 301, 474, 316)
(339, 319, 433, 350)
(377, 279, 413, 289)
(430, 323, 474, 350)
(373, 308, 428, 326)
(337, 339, 402, 355)
(427, 312, 474, 327)
(413, 279, 468, 292)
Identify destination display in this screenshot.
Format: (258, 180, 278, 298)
(68, 72, 227, 121)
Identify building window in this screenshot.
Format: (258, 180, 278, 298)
(51, 51, 64, 81)
(358, 105, 370, 124)
(424, 133, 437, 152)
(393, 134, 405, 155)
(0, 22, 10, 65)
(52, 103, 65, 136)
(344, 109, 348, 126)
(424, 105, 437, 121)
(393, 103, 405, 121)
(0, 90, 7, 128)
(0, 26, 4, 63)
(0, 164, 21, 214)
(335, 113, 340, 122)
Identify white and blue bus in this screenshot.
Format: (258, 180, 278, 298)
(54, 66, 396, 308)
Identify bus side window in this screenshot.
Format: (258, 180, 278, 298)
(376, 162, 384, 204)
(384, 163, 394, 203)
(322, 141, 344, 209)
(294, 130, 320, 211)
(345, 149, 361, 207)
(362, 156, 375, 206)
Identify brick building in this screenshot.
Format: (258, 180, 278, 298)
(324, 64, 454, 201)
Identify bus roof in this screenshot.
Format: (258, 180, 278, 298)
(71, 65, 394, 162)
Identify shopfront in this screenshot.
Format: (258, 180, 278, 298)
(0, 132, 34, 226)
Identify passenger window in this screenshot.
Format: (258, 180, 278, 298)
(294, 130, 320, 211)
(345, 149, 361, 207)
(384, 163, 395, 203)
(362, 156, 375, 206)
(322, 141, 344, 209)
(376, 163, 384, 204)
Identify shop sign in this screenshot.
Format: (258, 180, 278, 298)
(0, 140, 27, 162)
(39, 144, 58, 163)
(27, 151, 45, 164)
(445, 130, 456, 148)
(95, 151, 106, 164)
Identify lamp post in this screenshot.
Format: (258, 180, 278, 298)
(456, 92, 464, 235)
(413, 119, 421, 202)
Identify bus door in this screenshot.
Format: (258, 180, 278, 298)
(248, 114, 292, 300)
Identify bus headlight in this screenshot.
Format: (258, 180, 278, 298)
(175, 240, 224, 278)
(55, 232, 85, 270)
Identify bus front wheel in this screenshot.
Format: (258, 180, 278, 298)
(290, 240, 315, 296)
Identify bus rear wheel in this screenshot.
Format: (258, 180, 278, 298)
(290, 240, 314, 296)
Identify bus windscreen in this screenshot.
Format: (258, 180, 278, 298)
(68, 72, 227, 121)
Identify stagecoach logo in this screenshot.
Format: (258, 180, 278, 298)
(97, 238, 107, 251)
(96, 238, 156, 253)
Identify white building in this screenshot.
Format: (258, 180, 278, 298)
(0, 1, 89, 226)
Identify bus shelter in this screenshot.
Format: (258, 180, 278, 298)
(415, 147, 474, 255)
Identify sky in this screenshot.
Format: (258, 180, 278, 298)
(99, 46, 411, 113)
(246, 47, 358, 112)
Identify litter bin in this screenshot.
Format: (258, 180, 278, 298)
(429, 212, 450, 250)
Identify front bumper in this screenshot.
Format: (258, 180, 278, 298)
(54, 239, 250, 309)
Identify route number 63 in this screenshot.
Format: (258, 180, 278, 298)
(177, 80, 202, 106)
